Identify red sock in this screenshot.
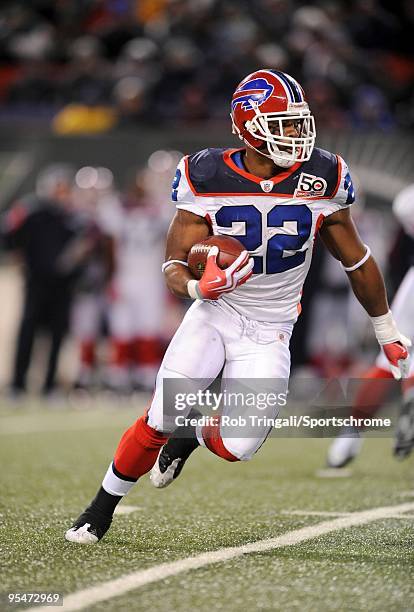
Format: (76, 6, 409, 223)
(113, 415, 168, 479)
(110, 339, 133, 367)
(201, 416, 239, 462)
(133, 337, 164, 365)
(351, 366, 394, 423)
(80, 340, 95, 367)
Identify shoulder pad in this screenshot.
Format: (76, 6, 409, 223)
(312, 147, 337, 166)
(306, 148, 340, 198)
(187, 148, 226, 184)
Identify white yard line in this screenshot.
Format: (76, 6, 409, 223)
(114, 505, 140, 515)
(282, 510, 352, 517)
(392, 514, 414, 519)
(27, 501, 414, 612)
(315, 468, 353, 478)
(282, 509, 414, 519)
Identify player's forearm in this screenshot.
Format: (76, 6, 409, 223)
(164, 263, 194, 299)
(347, 256, 410, 378)
(346, 257, 389, 317)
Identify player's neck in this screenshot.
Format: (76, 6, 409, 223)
(243, 148, 283, 179)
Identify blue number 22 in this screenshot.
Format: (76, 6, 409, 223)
(215, 204, 312, 274)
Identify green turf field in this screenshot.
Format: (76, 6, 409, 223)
(1, 397, 413, 612)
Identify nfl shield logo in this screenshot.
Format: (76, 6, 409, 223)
(260, 180, 273, 193)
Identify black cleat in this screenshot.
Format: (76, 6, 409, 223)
(150, 409, 201, 488)
(65, 506, 112, 544)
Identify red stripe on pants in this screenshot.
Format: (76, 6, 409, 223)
(201, 417, 239, 462)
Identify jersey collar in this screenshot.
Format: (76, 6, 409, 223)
(223, 148, 302, 186)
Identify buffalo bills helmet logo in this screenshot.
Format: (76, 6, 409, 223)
(231, 78, 274, 111)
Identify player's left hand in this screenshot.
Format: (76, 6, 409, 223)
(382, 335, 411, 380)
(371, 311, 411, 380)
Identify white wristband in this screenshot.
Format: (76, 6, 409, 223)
(161, 259, 189, 273)
(187, 279, 202, 300)
(370, 310, 400, 345)
(342, 245, 371, 272)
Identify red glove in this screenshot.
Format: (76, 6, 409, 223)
(371, 311, 411, 380)
(383, 341, 411, 380)
(187, 246, 253, 300)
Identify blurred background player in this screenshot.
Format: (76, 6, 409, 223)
(105, 168, 168, 392)
(327, 184, 414, 468)
(0, 165, 96, 397)
(70, 166, 116, 391)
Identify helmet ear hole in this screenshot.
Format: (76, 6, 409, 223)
(242, 122, 262, 148)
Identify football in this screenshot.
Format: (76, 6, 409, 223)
(187, 235, 245, 279)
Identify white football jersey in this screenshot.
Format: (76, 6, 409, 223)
(173, 147, 355, 323)
(101, 198, 166, 279)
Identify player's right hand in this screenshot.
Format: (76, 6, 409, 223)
(188, 246, 254, 300)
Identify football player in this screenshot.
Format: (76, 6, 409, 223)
(65, 70, 411, 544)
(327, 184, 414, 468)
(70, 167, 116, 390)
(105, 169, 167, 392)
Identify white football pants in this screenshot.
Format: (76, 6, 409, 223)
(147, 299, 292, 460)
